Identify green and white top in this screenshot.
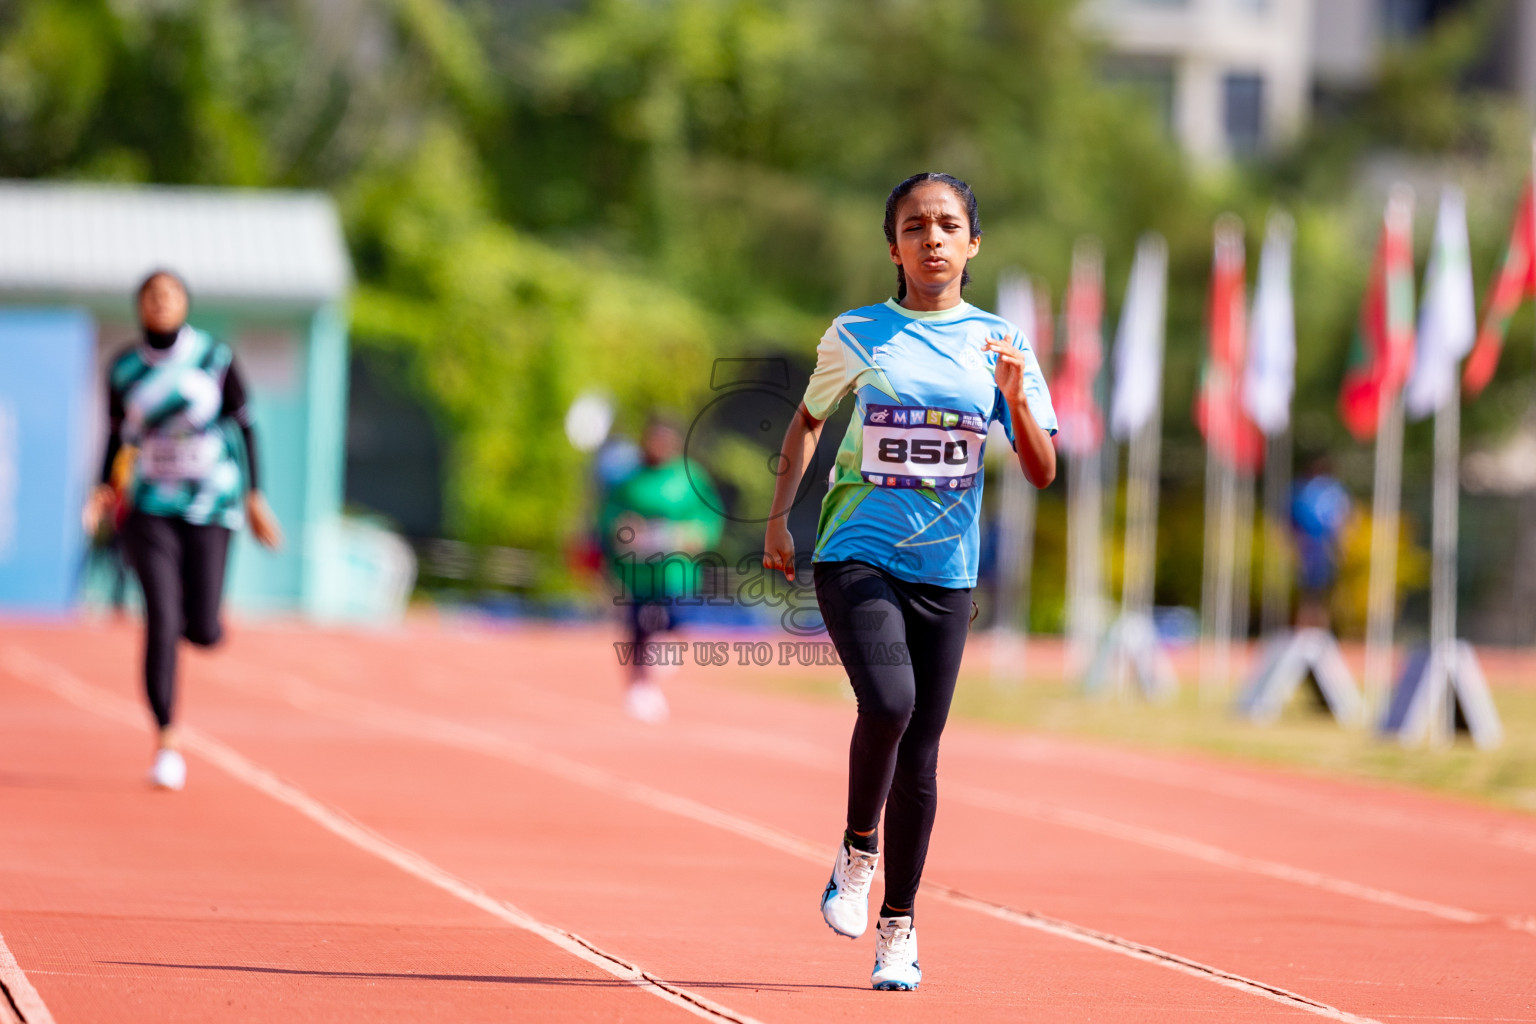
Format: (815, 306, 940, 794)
(106, 326, 254, 530)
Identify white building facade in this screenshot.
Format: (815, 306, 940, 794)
(1084, 0, 1315, 165)
(1084, 0, 1536, 165)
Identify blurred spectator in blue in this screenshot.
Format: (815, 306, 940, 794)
(1290, 458, 1353, 630)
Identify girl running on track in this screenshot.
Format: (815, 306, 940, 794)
(762, 173, 1057, 991)
(82, 270, 283, 791)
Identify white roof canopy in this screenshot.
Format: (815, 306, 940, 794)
(0, 181, 352, 305)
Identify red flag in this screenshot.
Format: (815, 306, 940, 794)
(1033, 282, 1055, 381)
(1338, 189, 1416, 442)
(1052, 242, 1103, 456)
(1195, 217, 1263, 470)
(1463, 178, 1536, 396)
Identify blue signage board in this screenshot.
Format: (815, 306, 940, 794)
(0, 309, 94, 614)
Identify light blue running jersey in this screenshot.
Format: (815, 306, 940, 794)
(803, 299, 1056, 589)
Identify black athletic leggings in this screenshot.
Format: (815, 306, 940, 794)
(813, 559, 972, 913)
(122, 512, 232, 728)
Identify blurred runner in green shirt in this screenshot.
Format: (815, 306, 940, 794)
(599, 415, 723, 722)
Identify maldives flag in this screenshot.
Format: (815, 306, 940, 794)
(1052, 242, 1104, 457)
(1338, 189, 1416, 442)
(1463, 176, 1536, 396)
(1195, 217, 1263, 470)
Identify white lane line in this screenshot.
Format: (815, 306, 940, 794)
(947, 783, 1536, 936)
(255, 627, 1536, 859)
(998, 736, 1536, 858)
(200, 658, 1387, 1024)
(931, 888, 1384, 1024)
(0, 647, 762, 1024)
(260, 651, 1536, 939)
(0, 927, 55, 1024)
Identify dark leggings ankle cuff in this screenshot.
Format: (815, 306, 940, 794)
(844, 828, 878, 854)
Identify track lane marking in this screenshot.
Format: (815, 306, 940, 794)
(1, 647, 762, 1024)
(234, 647, 1536, 938)
(944, 784, 1536, 935)
(0, 927, 55, 1024)
(995, 737, 1536, 859)
(249, 626, 1536, 860)
(185, 654, 1389, 1023)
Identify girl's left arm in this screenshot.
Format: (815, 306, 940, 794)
(982, 338, 1056, 489)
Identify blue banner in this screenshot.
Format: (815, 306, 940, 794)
(0, 309, 94, 614)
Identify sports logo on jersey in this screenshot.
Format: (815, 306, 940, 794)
(870, 408, 889, 424)
(962, 413, 985, 432)
(941, 412, 960, 428)
(892, 409, 908, 425)
(926, 409, 942, 426)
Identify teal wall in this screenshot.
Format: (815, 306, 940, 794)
(213, 303, 350, 617)
(300, 303, 350, 617)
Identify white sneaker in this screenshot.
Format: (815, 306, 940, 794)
(820, 840, 879, 938)
(624, 681, 670, 724)
(871, 915, 920, 991)
(150, 749, 186, 791)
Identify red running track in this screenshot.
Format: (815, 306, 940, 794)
(1, 619, 1533, 1023)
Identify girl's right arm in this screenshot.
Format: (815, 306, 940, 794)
(762, 404, 825, 582)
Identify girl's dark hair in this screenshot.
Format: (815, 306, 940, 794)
(883, 172, 982, 300)
(136, 268, 189, 301)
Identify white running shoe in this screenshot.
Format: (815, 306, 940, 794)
(871, 915, 920, 991)
(624, 681, 670, 724)
(820, 840, 879, 938)
(150, 749, 186, 791)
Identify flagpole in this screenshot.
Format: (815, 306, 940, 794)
(991, 450, 1037, 683)
(991, 271, 1043, 683)
(1232, 465, 1256, 669)
(1127, 237, 1167, 630)
(1361, 185, 1414, 721)
(1119, 382, 1163, 694)
(1260, 429, 1293, 635)
(1200, 441, 1221, 696)
(1067, 440, 1103, 676)
(1064, 242, 1106, 679)
(1212, 450, 1238, 700)
(1245, 209, 1296, 641)
(1199, 216, 1248, 702)
(1090, 234, 1171, 701)
(1428, 380, 1459, 744)
(1363, 390, 1405, 720)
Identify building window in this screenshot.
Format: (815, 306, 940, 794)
(1223, 72, 1265, 156)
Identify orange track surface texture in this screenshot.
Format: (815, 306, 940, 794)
(1, 621, 1533, 1023)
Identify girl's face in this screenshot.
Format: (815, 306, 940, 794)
(138, 274, 188, 333)
(888, 183, 979, 299)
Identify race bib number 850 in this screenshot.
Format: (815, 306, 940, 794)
(860, 404, 987, 490)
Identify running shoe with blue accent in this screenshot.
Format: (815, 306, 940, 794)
(871, 915, 920, 990)
(820, 840, 879, 938)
